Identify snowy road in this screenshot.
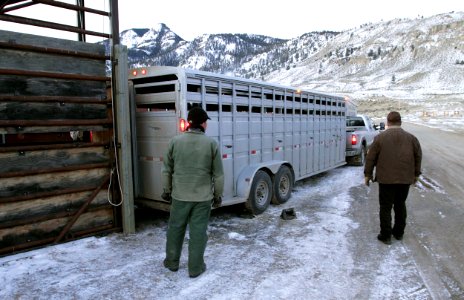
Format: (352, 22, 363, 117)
(1, 123, 463, 299)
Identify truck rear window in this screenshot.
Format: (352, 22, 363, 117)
(346, 118, 365, 126)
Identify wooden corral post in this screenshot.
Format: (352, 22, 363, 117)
(113, 45, 135, 234)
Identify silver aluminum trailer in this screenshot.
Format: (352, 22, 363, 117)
(129, 66, 347, 214)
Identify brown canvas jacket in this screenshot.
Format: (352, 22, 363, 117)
(364, 126, 422, 184)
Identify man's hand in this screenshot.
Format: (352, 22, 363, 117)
(161, 191, 172, 203)
(212, 197, 222, 208)
(364, 177, 372, 186)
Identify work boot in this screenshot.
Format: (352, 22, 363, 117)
(393, 234, 403, 241)
(163, 259, 179, 272)
(377, 234, 392, 245)
(189, 263, 206, 278)
(392, 228, 404, 241)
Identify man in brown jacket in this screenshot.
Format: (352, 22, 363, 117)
(364, 111, 422, 245)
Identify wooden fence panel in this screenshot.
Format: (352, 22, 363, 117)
(0, 30, 120, 256)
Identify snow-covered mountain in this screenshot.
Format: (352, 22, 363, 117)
(116, 12, 464, 118)
(266, 12, 464, 105)
(118, 23, 340, 79)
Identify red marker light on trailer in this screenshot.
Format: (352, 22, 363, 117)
(132, 70, 137, 76)
(141, 69, 147, 75)
(351, 134, 358, 145)
(179, 119, 188, 132)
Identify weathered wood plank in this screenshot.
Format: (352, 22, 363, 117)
(0, 102, 107, 120)
(0, 168, 110, 198)
(0, 75, 107, 97)
(0, 125, 111, 135)
(0, 146, 110, 173)
(0, 95, 109, 104)
(0, 49, 106, 76)
(0, 209, 114, 248)
(0, 30, 105, 55)
(0, 190, 110, 225)
(0, 141, 109, 153)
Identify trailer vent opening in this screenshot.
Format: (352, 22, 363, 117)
(135, 84, 175, 94)
(136, 102, 175, 112)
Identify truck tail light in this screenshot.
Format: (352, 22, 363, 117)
(351, 134, 358, 145)
(179, 118, 188, 132)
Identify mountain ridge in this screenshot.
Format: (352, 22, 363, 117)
(114, 11, 464, 117)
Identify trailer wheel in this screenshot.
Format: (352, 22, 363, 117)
(246, 170, 272, 215)
(272, 165, 293, 204)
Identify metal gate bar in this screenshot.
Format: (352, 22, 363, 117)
(55, 175, 110, 243)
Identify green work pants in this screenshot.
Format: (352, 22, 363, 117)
(165, 199, 212, 274)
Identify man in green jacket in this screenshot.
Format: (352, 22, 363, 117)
(364, 111, 422, 245)
(162, 107, 224, 278)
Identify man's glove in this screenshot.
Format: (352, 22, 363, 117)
(212, 197, 222, 208)
(364, 177, 372, 186)
(161, 191, 172, 203)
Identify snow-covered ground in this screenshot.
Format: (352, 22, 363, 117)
(357, 94, 464, 134)
(0, 165, 429, 300)
(1, 115, 462, 299)
(405, 112, 464, 133)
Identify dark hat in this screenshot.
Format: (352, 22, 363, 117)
(187, 107, 210, 125)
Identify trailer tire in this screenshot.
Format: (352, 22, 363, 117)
(272, 165, 293, 204)
(246, 170, 272, 215)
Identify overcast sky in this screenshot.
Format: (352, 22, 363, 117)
(117, 0, 462, 40)
(1, 0, 462, 41)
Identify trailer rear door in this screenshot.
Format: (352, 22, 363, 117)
(132, 77, 180, 200)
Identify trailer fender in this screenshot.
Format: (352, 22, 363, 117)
(236, 160, 287, 199)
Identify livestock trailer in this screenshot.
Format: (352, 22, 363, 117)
(129, 66, 347, 214)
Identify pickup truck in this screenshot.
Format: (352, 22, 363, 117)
(345, 115, 383, 166)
